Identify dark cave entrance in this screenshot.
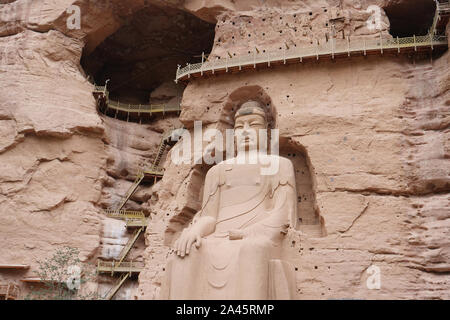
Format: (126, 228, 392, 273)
(81, 3, 215, 106)
(384, 0, 436, 37)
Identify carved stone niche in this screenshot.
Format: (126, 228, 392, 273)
(279, 138, 326, 238)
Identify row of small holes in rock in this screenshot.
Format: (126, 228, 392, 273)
(219, 8, 331, 25)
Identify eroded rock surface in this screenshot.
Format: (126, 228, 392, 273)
(0, 0, 448, 300)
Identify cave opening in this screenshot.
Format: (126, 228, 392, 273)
(384, 0, 436, 37)
(81, 3, 215, 107)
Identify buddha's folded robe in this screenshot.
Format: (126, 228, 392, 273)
(161, 155, 297, 300)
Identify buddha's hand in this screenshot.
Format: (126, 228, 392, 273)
(228, 229, 245, 240)
(174, 228, 202, 258)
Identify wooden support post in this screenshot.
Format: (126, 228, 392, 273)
(431, 34, 434, 50)
(200, 52, 204, 76)
(175, 65, 180, 84)
(238, 55, 242, 70)
(283, 47, 286, 64)
(380, 32, 383, 54)
(316, 42, 319, 60)
(267, 52, 270, 67)
(414, 35, 417, 51)
(253, 51, 256, 68)
(331, 37, 334, 59)
(127, 110, 129, 122)
(347, 36, 350, 57)
(187, 64, 191, 78)
(138, 104, 141, 117)
(112, 260, 115, 277)
(397, 36, 400, 53)
(212, 58, 215, 74)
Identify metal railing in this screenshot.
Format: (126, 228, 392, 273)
(175, 34, 447, 82)
(163, 126, 185, 143)
(93, 85, 181, 115)
(438, 1, 450, 12)
(105, 209, 145, 219)
(0, 284, 19, 300)
(142, 167, 164, 176)
(97, 260, 144, 273)
(94, 85, 106, 93)
(107, 99, 181, 114)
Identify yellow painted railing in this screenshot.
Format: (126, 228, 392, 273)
(107, 99, 181, 114)
(93, 85, 181, 115)
(105, 209, 145, 219)
(97, 260, 143, 273)
(142, 167, 164, 176)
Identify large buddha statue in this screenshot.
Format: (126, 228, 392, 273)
(160, 100, 297, 300)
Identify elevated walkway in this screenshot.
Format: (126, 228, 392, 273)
(97, 261, 143, 275)
(175, 2, 449, 83)
(105, 210, 147, 228)
(176, 34, 447, 82)
(93, 86, 181, 123)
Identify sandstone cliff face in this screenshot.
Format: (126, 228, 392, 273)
(0, 0, 448, 300)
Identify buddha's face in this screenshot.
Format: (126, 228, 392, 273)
(234, 113, 267, 152)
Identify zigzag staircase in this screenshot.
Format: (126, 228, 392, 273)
(152, 139, 168, 170)
(97, 127, 183, 300)
(115, 130, 178, 211)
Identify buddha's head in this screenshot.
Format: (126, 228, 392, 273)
(234, 100, 268, 153)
